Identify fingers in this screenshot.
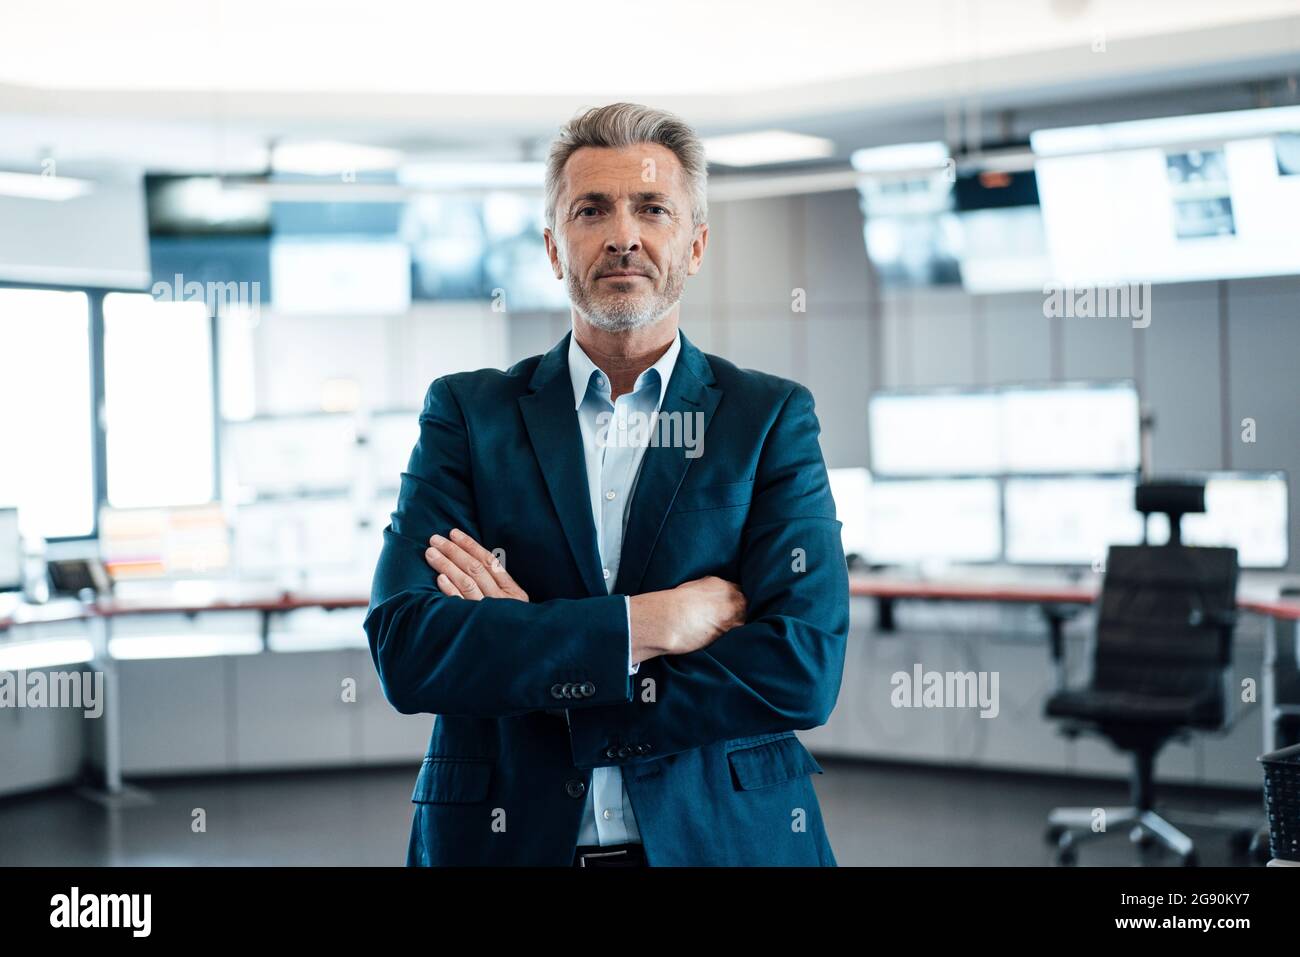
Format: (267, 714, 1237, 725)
(423, 529, 529, 602)
(446, 529, 527, 600)
(721, 579, 747, 629)
(434, 573, 463, 598)
(425, 534, 495, 599)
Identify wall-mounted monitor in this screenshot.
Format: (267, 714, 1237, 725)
(852, 141, 961, 288)
(952, 164, 1052, 294)
(146, 175, 272, 236)
(852, 141, 1051, 293)
(1032, 105, 1300, 284)
(270, 238, 411, 315)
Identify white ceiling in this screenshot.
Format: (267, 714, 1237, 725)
(4, 0, 1297, 94)
(1, 0, 1298, 172)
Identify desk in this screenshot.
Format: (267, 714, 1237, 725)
(849, 573, 1300, 757)
(0, 587, 372, 797)
(4, 578, 1298, 795)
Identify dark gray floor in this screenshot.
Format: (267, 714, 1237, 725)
(0, 758, 1266, 866)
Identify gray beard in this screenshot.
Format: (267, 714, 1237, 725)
(566, 257, 688, 332)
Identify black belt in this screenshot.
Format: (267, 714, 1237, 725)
(572, 841, 647, 867)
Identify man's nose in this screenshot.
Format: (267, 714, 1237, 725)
(605, 210, 641, 255)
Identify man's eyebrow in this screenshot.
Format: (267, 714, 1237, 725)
(568, 191, 676, 210)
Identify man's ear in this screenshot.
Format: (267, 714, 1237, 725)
(687, 222, 709, 276)
(543, 227, 564, 279)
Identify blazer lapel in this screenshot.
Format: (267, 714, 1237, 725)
(518, 333, 608, 598)
(613, 331, 721, 596)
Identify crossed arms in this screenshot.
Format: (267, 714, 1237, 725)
(362, 376, 849, 766)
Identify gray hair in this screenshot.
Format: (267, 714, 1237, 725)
(544, 102, 708, 233)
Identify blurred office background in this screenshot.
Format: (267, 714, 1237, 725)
(1, 1, 1299, 865)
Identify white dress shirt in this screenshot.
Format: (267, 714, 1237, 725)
(568, 328, 681, 847)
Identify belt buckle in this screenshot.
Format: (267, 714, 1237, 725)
(576, 846, 630, 867)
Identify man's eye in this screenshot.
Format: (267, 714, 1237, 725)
(645, 206, 668, 215)
(577, 207, 599, 217)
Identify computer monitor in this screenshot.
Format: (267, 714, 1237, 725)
(865, 478, 1002, 565)
(0, 508, 21, 592)
(868, 390, 1001, 476)
(1004, 476, 1145, 566)
(999, 383, 1140, 474)
(869, 381, 1140, 477)
(98, 504, 231, 581)
(224, 413, 358, 497)
(233, 495, 362, 579)
(827, 468, 871, 558)
(368, 410, 422, 493)
(1147, 471, 1289, 569)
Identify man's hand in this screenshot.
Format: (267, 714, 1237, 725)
(630, 576, 746, 665)
(425, 531, 742, 665)
(424, 528, 529, 602)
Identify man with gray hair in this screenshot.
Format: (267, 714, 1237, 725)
(365, 102, 849, 867)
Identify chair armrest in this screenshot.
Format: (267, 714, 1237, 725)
(1190, 608, 1237, 665)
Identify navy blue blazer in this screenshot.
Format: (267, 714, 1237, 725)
(364, 329, 849, 866)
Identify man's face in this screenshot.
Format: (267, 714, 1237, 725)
(544, 143, 707, 332)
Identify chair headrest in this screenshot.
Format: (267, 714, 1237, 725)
(1135, 480, 1205, 517)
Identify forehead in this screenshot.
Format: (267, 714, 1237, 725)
(558, 143, 687, 200)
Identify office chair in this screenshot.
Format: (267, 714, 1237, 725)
(1043, 481, 1251, 866)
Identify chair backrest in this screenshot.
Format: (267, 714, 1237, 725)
(1092, 544, 1239, 702)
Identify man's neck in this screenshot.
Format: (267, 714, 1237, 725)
(572, 313, 678, 401)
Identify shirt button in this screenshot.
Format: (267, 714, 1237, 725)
(595, 375, 604, 387)
(602, 809, 613, 820)
(603, 568, 610, 580)
(605, 490, 616, 501)
(565, 780, 586, 799)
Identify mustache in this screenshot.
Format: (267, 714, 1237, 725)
(594, 263, 655, 278)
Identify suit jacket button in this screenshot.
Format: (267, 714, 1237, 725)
(617, 746, 631, 759)
(635, 744, 649, 754)
(562, 683, 575, 698)
(565, 779, 586, 798)
(580, 681, 595, 697)
(605, 746, 618, 759)
(550, 684, 565, 699)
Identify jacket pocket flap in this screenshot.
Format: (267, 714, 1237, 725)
(673, 480, 754, 513)
(727, 735, 823, 790)
(411, 758, 493, 803)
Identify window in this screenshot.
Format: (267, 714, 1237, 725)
(0, 288, 95, 539)
(103, 292, 215, 508)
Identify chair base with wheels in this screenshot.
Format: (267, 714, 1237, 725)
(1044, 724, 1257, 866)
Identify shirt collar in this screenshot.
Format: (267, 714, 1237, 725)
(567, 329, 681, 412)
